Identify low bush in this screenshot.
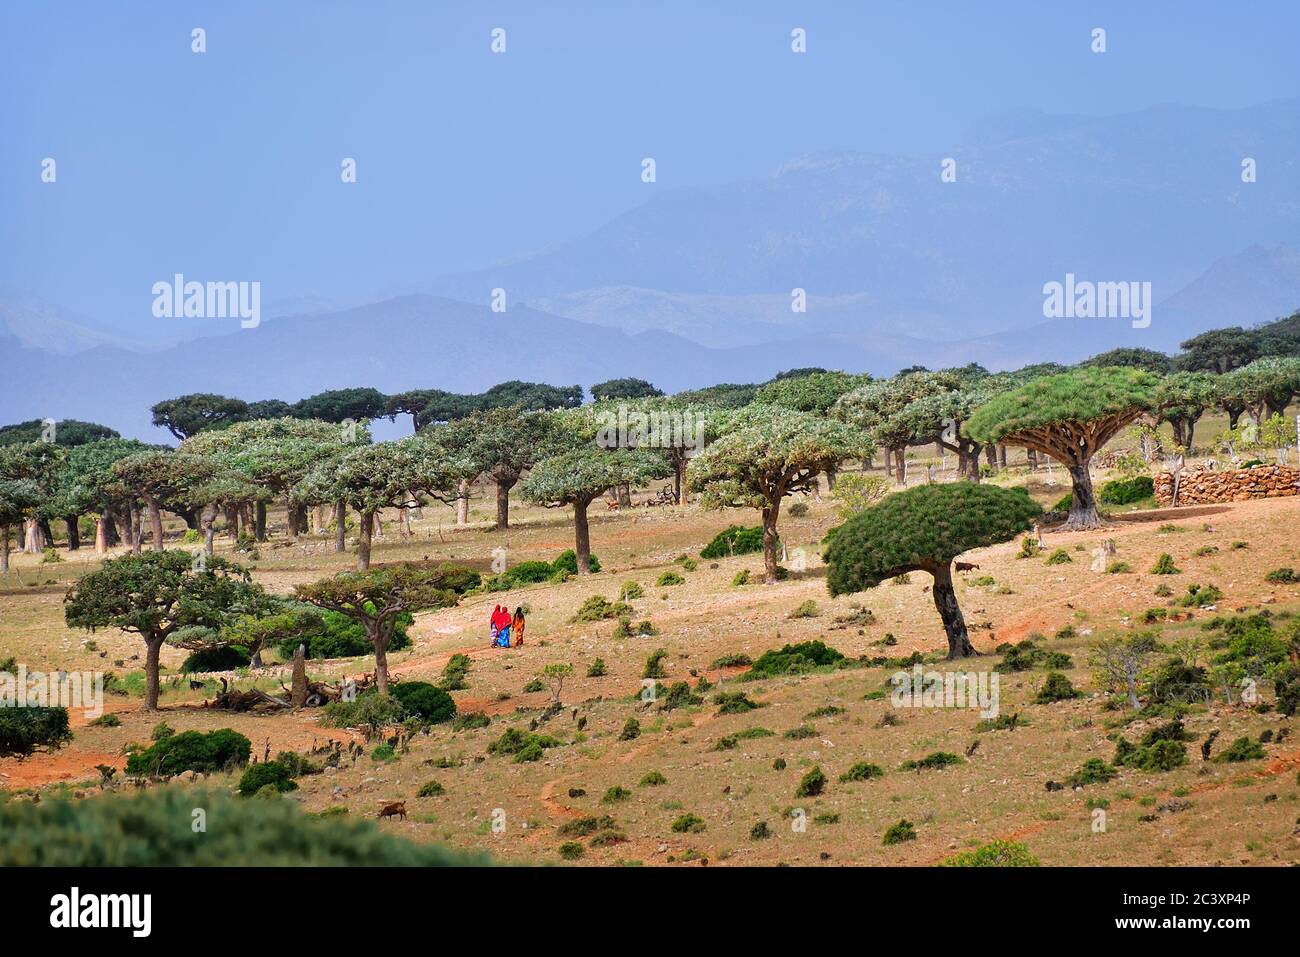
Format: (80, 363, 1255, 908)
(0, 787, 485, 866)
(942, 840, 1040, 867)
(390, 682, 456, 724)
(794, 766, 826, 797)
(746, 641, 844, 679)
(124, 729, 251, 777)
(839, 761, 885, 782)
(237, 760, 298, 796)
(882, 819, 917, 845)
(900, 752, 964, 771)
(700, 525, 768, 559)
(1035, 672, 1081, 703)
(0, 707, 72, 757)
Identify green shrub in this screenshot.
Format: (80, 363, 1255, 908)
(1215, 736, 1266, 763)
(711, 653, 752, 668)
(641, 649, 668, 680)
(124, 729, 251, 776)
(553, 549, 600, 575)
(671, 813, 706, 833)
(1265, 567, 1298, 584)
(1107, 561, 1131, 574)
(570, 595, 632, 623)
(731, 570, 751, 586)
(1151, 554, 1180, 575)
(655, 571, 684, 587)
(1098, 476, 1154, 505)
(1065, 758, 1116, 788)
(1035, 672, 1081, 703)
(794, 766, 826, 797)
(1044, 548, 1073, 566)
(700, 525, 769, 559)
(237, 760, 298, 796)
(272, 609, 414, 661)
(1114, 736, 1187, 772)
(0, 787, 484, 866)
(658, 681, 702, 711)
(882, 819, 917, 845)
(839, 761, 885, 782)
(900, 752, 964, 771)
(389, 682, 456, 724)
(639, 770, 667, 786)
(89, 713, 121, 728)
(320, 694, 407, 738)
(558, 815, 616, 837)
(1176, 584, 1222, 608)
(601, 785, 632, 804)
(558, 841, 584, 860)
(619, 581, 644, 600)
(714, 691, 760, 715)
(746, 641, 844, 679)
(0, 707, 72, 757)
(788, 599, 820, 619)
(942, 840, 1040, 867)
(487, 728, 561, 762)
(750, 820, 772, 840)
(586, 657, 608, 678)
(180, 644, 251, 673)
(618, 718, 640, 741)
(452, 711, 491, 731)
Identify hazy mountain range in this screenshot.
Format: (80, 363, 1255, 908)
(4, 100, 1300, 441)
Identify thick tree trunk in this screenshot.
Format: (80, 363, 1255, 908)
(314, 504, 328, 535)
(131, 506, 143, 555)
(761, 502, 781, 584)
(456, 479, 470, 525)
(95, 514, 108, 554)
(495, 480, 513, 530)
(254, 501, 267, 542)
(200, 505, 216, 558)
(103, 511, 120, 547)
(674, 458, 685, 504)
(179, 507, 199, 531)
(965, 443, 983, 482)
(999, 444, 1007, 468)
(335, 501, 347, 552)
(357, 510, 374, 570)
(0, 525, 9, 573)
(985, 444, 997, 470)
(617, 482, 631, 509)
(23, 519, 45, 554)
(65, 515, 80, 551)
(144, 637, 163, 710)
(373, 633, 390, 697)
(1063, 460, 1103, 530)
(224, 505, 239, 539)
(892, 448, 906, 484)
(573, 499, 592, 573)
(1027, 448, 1037, 470)
(824, 465, 838, 491)
(931, 563, 976, 659)
(149, 499, 165, 551)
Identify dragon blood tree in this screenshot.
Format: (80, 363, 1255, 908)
(965, 366, 1160, 530)
(823, 483, 1042, 658)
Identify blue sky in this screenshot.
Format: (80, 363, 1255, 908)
(2, 0, 1298, 335)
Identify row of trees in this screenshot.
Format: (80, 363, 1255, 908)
(5, 358, 1298, 577)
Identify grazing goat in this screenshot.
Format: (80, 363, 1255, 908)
(377, 801, 407, 821)
(954, 561, 980, 573)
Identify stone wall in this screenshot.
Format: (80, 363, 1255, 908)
(1155, 464, 1300, 506)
